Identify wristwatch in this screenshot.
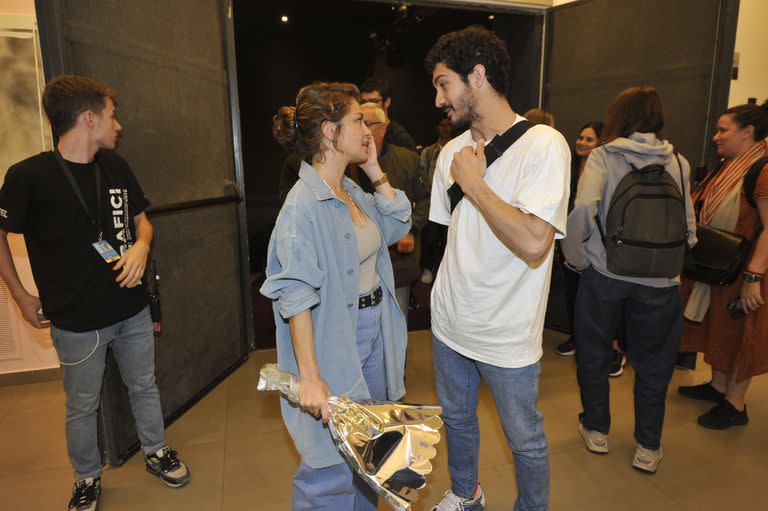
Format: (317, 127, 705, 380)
(370, 173, 388, 187)
(743, 271, 764, 284)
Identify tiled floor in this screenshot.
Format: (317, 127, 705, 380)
(1, 329, 766, 510)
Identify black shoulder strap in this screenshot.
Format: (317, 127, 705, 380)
(674, 152, 690, 238)
(54, 150, 103, 240)
(744, 156, 768, 209)
(447, 120, 533, 213)
(484, 120, 533, 168)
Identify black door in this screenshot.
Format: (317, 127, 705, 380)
(35, 0, 253, 464)
(542, 0, 739, 332)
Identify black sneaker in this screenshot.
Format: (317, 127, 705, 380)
(68, 476, 101, 511)
(408, 294, 421, 310)
(698, 401, 749, 430)
(556, 338, 575, 356)
(678, 382, 725, 403)
(609, 350, 626, 378)
(145, 446, 191, 487)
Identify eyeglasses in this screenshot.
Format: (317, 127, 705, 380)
(364, 120, 383, 128)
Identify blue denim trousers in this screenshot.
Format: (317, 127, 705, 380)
(433, 337, 550, 511)
(575, 266, 682, 450)
(50, 306, 166, 480)
(291, 302, 386, 511)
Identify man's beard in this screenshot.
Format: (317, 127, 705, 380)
(449, 86, 479, 128)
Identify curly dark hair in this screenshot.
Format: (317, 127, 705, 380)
(424, 25, 511, 97)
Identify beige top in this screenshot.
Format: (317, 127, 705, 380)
(354, 215, 381, 294)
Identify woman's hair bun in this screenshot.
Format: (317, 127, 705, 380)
(272, 105, 298, 150)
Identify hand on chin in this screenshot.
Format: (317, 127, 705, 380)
(350, 149, 369, 166)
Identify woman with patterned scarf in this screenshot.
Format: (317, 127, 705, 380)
(679, 102, 768, 429)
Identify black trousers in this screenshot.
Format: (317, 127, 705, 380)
(564, 264, 627, 350)
(564, 264, 581, 339)
(575, 266, 682, 450)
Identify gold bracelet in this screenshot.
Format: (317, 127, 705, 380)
(370, 173, 388, 187)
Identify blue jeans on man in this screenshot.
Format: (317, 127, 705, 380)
(51, 305, 166, 480)
(433, 336, 550, 511)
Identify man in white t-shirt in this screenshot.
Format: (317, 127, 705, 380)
(425, 27, 570, 511)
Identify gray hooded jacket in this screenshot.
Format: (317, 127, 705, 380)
(561, 132, 697, 288)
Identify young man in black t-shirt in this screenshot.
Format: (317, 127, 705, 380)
(0, 75, 189, 511)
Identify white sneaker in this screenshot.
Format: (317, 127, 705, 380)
(578, 423, 608, 454)
(431, 483, 485, 511)
(632, 444, 663, 474)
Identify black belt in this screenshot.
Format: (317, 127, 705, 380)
(359, 287, 383, 309)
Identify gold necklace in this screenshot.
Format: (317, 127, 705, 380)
(319, 175, 366, 225)
(345, 189, 367, 226)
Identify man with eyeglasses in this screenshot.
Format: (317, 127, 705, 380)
(360, 77, 417, 152)
(347, 102, 429, 321)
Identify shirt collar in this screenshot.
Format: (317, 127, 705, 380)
(298, 160, 335, 201)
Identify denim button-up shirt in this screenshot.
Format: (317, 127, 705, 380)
(260, 161, 411, 468)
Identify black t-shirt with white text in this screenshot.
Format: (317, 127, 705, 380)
(0, 150, 151, 332)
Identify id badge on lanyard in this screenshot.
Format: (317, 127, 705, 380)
(55, 151, 122, 263)
(92, 239, 121, 263)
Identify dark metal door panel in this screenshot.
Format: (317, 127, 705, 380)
(545, 0, 738, 167)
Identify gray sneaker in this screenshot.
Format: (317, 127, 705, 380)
(431, 483, 485, 511)
(632, 445, 663, 474)
(145, 446, 190, 487)
(578, 423, 608, 454)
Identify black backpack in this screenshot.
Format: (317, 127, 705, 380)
(596, 154, 688, 278)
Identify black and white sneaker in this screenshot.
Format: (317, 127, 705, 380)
(145, 446, 190, 487)
(609, 350, 626, 378)
(555, 338, 576, 356)
(68, 476, 101, 511)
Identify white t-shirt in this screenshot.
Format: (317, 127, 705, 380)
(429, 116, 570, 368)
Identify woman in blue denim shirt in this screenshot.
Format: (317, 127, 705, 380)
(261, 82, 411, 511)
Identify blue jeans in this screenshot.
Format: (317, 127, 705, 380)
(291, 302, 386, 511)
(575, 266, 682, 450)
(433, 337, 549, 511)
(51, 306, 165, 480)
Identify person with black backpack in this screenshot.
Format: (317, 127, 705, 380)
(561, 86, 696, 475)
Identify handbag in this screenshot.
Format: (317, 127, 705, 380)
(683, 223, 753, 286)
(682, 158, 766, 286)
